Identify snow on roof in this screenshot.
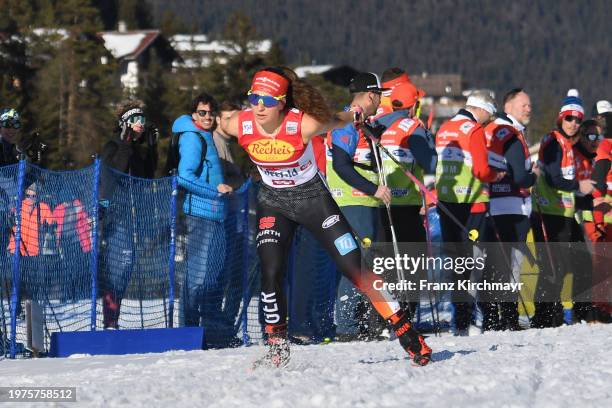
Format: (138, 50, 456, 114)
(171, 34, 208, 43)
(98, 30, 160, 60)
(170, 35, 271, 55)
(294, 65, 335, 78)
(101, 33, 147, 59)
(31, 28, 69, 39)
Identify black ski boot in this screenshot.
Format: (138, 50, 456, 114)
(389, 311, 432, 366)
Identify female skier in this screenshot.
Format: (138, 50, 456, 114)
(221, 66, 432, 367)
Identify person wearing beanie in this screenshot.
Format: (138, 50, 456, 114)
(435, 90, 504, 335)
(370, 80, 436, 317)
(480, 88, 539, 331)
(531, 89, 596, 328)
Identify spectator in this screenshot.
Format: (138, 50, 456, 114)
(0, 108, 47, 167)
(172, 92, 235, 347)
(435, 90, 502, 335)
(8, 183, 53, 257)
(7, 182, 54, 302)
(531, 90, 595, 327)
(99, 99, 159, 329)
(213, 101, 247, 189)
(481, 88, 538, 331)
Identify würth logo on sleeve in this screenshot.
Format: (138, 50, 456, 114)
(259, 216, 276, 229)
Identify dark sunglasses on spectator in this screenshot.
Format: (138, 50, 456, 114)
(247, 91, 285, 108)
(25, 193, 36, 198)
(564, 115, 582, 124)
(586, 133, 603, 142)
(0, 119, 21, 129)
(197, 110, 217, 117)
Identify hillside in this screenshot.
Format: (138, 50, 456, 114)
(148, 0, 611, 108)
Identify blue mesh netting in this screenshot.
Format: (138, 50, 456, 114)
(174, 176, 250, 348)
(98, 164, 174, 330)
(2, 159, 448, 358)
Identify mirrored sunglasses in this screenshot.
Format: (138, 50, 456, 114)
(586, 133, 603, 142)
(247, 91, 285, 108)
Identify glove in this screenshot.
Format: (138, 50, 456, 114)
(146, 125, 159, 146)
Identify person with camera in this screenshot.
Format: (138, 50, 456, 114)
(0, 108, 47, 167)
(99, 100, 159, 329)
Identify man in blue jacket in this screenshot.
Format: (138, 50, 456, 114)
(172, 93, 235, 346)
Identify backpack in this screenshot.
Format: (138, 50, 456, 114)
(164, 131, 208, 176)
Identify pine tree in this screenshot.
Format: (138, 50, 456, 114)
(0, 1, 36, 125)
(28, 0, 120, 168)
(220, 12, 266, 103)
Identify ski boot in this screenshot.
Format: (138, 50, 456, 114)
(390, 311, 432, 366)
(252, 324, 290, 369)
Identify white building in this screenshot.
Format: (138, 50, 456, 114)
(170, 34, 272, 69)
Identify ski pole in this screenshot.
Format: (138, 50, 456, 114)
(366, 131, 408, 296)
(422, 198, 441, 336)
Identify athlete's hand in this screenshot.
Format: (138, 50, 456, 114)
(217, 184, 233, 194)
(350, 105, 365, 127)
(375, 185, 391, 205)
(578, 179, 596, 195)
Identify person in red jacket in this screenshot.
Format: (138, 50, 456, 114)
(481, 88, 539, 331)
(435, 91, 504, 334)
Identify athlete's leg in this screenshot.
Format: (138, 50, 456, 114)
(298, 193, 431, 364)
(255, 204, 297, 332)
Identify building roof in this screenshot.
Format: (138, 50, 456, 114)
(411, 73, 463, 97)
(98, 30, 161, 60)
(294, 65, 335, 78)
(170, 34, 271, 55)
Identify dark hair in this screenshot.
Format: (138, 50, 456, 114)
(502, 88, 525, 107)
(116, 99, 144, 119)
(219, 101, 241, 112)
(381, 67, 406, 83)
(191, 92, 218, 114)
(257, 66, 333, 123)
(578, 119, 600, 138)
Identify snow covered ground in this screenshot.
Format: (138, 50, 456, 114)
(1, 323, 611, 407)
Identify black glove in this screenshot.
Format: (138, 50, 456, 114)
(364, 122, 386, 140)
(145, 125, 159, 147)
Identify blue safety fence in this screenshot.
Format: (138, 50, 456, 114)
(0, 159, 449, 359)
(0, 159, 255, 357)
